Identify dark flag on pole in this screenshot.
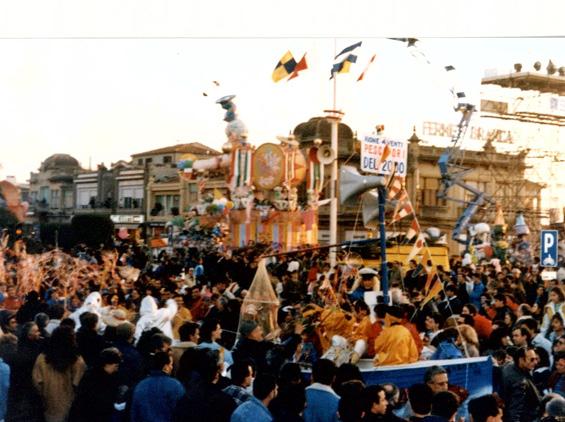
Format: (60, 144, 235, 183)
(334, 41, 362, 59)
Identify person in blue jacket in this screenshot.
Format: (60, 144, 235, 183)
(130, 351, 185, 422)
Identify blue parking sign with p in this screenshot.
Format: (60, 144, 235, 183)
(540, 230, 558, 267)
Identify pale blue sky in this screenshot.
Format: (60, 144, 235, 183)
(0, 2, 563, 183)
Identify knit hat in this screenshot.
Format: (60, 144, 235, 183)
(239, 319, 259, 338)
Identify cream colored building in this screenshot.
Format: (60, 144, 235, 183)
(292, 116, 543, 254)
(134, 142, 226, 238)
(479, 68, 565, 225)
(28, 154, 82, 223)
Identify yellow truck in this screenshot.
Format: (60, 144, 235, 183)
(341, 243, 450, 271)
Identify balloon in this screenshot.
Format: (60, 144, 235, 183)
(226, 201, 234, 209)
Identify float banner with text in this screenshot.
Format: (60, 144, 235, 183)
(361, 136, 408, 176)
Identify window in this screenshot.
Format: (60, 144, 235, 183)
(39, 187, 49, 204)
(50, 190, 60, 209)
(154, 194, 180, 215)
(421, 177, 447, 207)
(119, 185, 144, 209)
(163, 156, 172, 164)
(138, 158, 143, 165)
(63, 190, 73, 209)
(187, 183, 199, 204)
(145, 158, 152, 165)
(77, 186, 98, 208)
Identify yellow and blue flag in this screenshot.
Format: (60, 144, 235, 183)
(272, 51, 297, 82)
(330, 54, 357, 79)
(330, 41, 362, 79)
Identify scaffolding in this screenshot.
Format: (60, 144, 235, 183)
(478, 73, 565, 251)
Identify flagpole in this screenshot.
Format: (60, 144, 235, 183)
(333, 38, 337, 110)
(327, 110, 341, 270)
(327, 38, 340, 269)
(377, 185, 390, 304)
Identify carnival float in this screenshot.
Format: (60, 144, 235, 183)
(175, 95, 321, 251)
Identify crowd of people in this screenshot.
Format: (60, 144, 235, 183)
(1, 234, 565, 422)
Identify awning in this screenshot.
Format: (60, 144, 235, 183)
(149, 238, 168, 248)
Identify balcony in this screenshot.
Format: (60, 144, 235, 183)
(73, 207, 112, 216)
(30, 199, 49, 212)
(118, 198, 143, 209)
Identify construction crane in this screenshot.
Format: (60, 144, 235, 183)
(389, 38, 498, 247)
(437, 102, 497, 245)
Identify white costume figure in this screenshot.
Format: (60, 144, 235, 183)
(134, 295, 178, 343)
(70, 292, 105, 332)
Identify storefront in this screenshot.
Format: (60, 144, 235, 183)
(110, 214, 145, 240)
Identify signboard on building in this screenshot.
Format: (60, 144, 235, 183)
(110, 214, 145, 225)
(422, 121, 515, 145)
(540, 230, 559, 267)
(361, 136, 407, 176)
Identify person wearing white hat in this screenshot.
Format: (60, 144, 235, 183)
(348, 267, 380, 303)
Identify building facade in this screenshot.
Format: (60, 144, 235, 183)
(293, 116, 543, 254)
(480, 66, 565, 225)
(134, 143, 226, 238)
(28, 154, 82, 224)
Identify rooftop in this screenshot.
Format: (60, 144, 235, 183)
(131, 142, 221, 158)
(482, 72, 565, 96)
(40, 154, 81, 171)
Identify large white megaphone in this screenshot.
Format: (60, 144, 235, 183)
(339, 165, 386, 205)
(362, 190, 380, 227)
(316, 144, 337, 165)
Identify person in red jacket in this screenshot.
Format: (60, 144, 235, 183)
(462, 303, 493, 340)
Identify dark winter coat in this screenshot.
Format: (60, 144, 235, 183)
(69, 367, 120, 422)
(501, 363, 542, 422)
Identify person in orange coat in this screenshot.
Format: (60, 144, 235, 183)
(400, 303, 424, 355)
(373, 305, 419, 366)
(348, 300, 374, 360)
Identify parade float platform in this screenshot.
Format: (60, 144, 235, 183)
(228, 209, 318, 249)
(302, 356, 492, 397)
